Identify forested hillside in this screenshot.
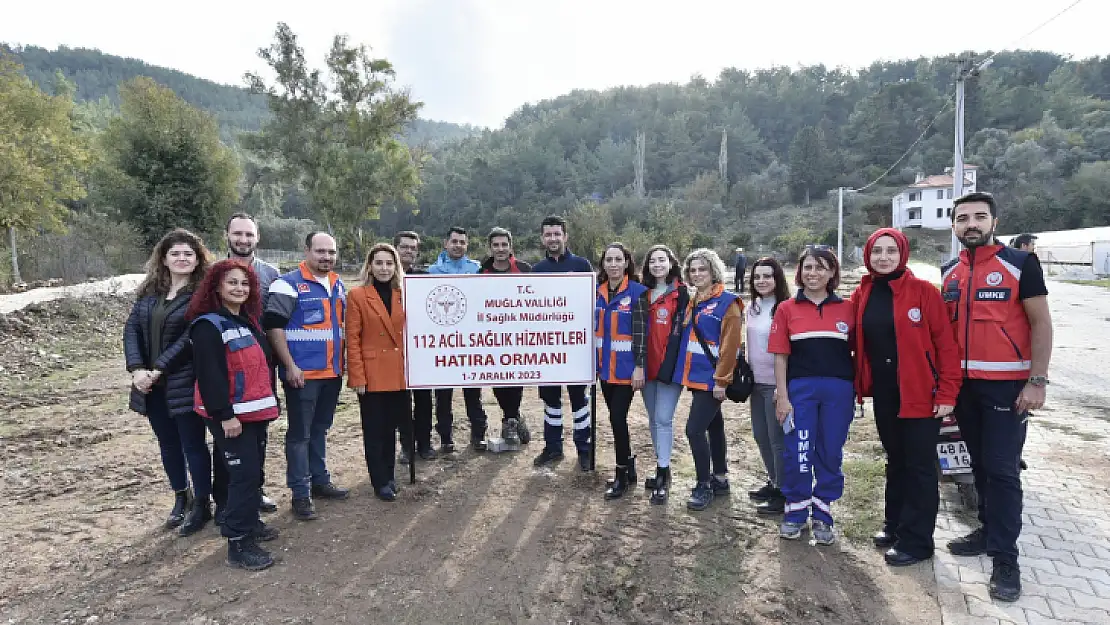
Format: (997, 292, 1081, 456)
(2, 44, 479, 146)
(381, 51, 1110, 261)
(5, 42, 1110, 271)
(5, 44, 270, 136)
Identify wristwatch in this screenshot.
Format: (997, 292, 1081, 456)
(1028, 375, 1049, 387)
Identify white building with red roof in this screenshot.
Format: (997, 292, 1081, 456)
(892, 165, 979, 230)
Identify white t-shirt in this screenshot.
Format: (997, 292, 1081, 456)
(746, 296, 778, 386)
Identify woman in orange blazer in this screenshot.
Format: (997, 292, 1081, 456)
(347, 243, 409, 502)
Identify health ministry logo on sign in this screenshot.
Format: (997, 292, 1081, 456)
(426, 285, 467, 326)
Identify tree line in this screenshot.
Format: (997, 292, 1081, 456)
(3, 31, 1110, 285)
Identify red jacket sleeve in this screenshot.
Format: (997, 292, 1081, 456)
(767, 302, 792, 355)
(923, 283, 961, 406)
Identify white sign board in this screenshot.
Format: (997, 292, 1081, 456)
(403, 273, 596, 389)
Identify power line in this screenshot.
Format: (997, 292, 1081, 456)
(974, 0, 1085, 70)
(855, 0, 1085, 194)
(854, 90, 955, 192)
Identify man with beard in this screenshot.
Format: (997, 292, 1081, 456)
(479, 227, 533, 446)
(264, 232, 350, 521)
(226, 213, 280, 300)
(393, 231, 437, 464)
(223, 213, 280, 515)
(428, 227, 488, 452)
(531, 215, 595, 470)
(941, 192, 1053, 603)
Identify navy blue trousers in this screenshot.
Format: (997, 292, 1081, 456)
(782, 377, 855, 525)
(955, 379, 1027, 565)
(539, 385, 591, 453)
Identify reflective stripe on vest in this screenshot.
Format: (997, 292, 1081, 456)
(595, 278, 648, 383)
(944, 245, 1033, 381)
(673, 290, 739, 391)
(280, 264, 345, 378)
(192, 313, 279, 423)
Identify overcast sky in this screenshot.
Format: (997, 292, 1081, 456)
(3, 0, 1105, 128)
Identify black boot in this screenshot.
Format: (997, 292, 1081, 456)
(756, 489, 786, 516)
(626, 456, 637, 489)
(650, 467, 671, 505)
(227, 536, 274, 571)
(178, 495, 212, 536)
(166, 488, 191, 529)
(645, 465, 665, 490)
(604, 465, 630, 500)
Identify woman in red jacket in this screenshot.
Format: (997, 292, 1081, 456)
(852, 228, 961, 567)
(635, 244, 689, 504)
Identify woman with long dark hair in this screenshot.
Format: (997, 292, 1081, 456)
(746, 258, 791, 515)
(636, 244, 688, 504)
(123, 228, 214, 534)
(347, 243, 410, 502)
(187, 260, 280, 570)
(852, 228, 961, 566)
(769, 247, 855, 545)
(595, 242, 647, 500)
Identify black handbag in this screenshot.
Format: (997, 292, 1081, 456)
(691, 315, 754, 403)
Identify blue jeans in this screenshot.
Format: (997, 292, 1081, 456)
(641, 380, 682, 468)
(284, 377, 342, 499)
(146, 387, 212, 497)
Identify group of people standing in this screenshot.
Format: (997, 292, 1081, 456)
(749, 192, 1048, 605)
(125, 214, 353, 571)
(124, 192, 1051, 603)
(587, 191, 1051, 606)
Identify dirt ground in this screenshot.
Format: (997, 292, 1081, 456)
(0, 295, 944, 625)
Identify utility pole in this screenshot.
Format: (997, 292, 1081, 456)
(949, 58, 968, 262)
(950, 55, 992, 261)
(718, 128, 728, 183)
(634, 131, 646, 199)
(838, 187, 845, 264)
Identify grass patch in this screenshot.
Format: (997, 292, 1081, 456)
(837, 404, 887, 542)
(1064, 279, 1110, 289)
(839, 457, 886, 543)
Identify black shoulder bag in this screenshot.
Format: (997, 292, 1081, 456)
(690, 305, 754, 403)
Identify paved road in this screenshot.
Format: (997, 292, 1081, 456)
(934, 280, 1110, 624)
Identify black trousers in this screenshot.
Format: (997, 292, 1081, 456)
(212, 436, 267, 511)
(492, 386, 523, 422)
(435, 388, 488, 442)
(956, 379, 1027, 566)
(600, 381, 635, 464)
(400, 389, 433, 452)
(685, 390, 728, 483)
(360, 391, 412, 489)
(874, 384, 941, 559)
(207, 419, 269, 539)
